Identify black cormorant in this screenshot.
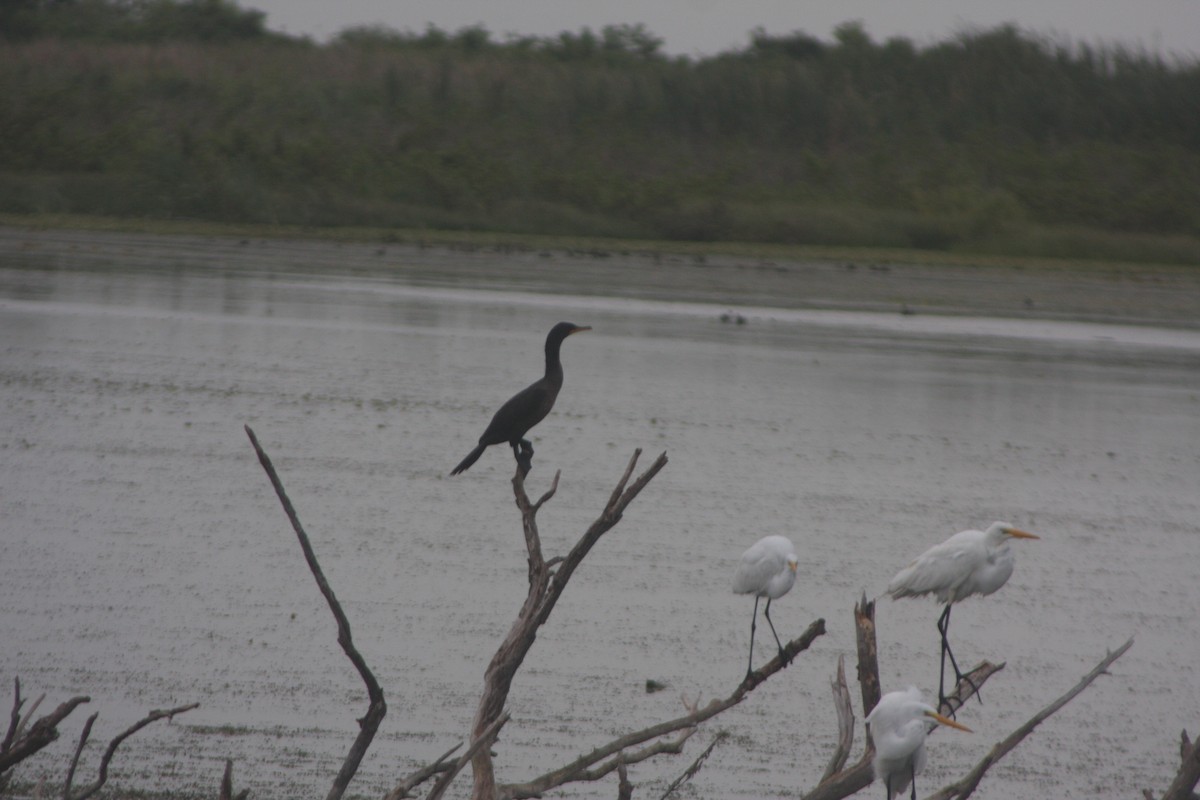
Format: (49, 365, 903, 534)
(450, 322, 590, 476)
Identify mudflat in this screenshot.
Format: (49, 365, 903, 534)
(2, 225, 1197, 327)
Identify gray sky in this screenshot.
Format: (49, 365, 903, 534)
(242, 0, 1200, 57)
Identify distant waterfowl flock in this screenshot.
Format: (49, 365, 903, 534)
(450, 321, 1041, 800)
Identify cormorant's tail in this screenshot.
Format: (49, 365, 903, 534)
(450, 443, 487, 475)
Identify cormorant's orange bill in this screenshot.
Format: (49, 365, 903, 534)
(924, 710, 973, 732)
(569, 325, 592, 335)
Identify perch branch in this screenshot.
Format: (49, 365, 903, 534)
(66, 702, 199, 800)
(926, 636, 1135, 800)
(245, 425, 387, 800)
(499, 619, 825, 800)
(469, 450, 669, 800)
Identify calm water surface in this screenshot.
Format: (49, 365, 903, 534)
(1, 251, 1199, 799)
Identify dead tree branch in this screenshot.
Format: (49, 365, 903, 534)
(384, 743, 463, 800)
(659, 730, 728, 800)
(0, 692, 90, 774)
(246, 424, 387, 800)
(468, 449, 669, 800)
(218, 758, 250, 800)
(1155, 729, 1200, 800)
(820, 655, 854, 784)
(801, 599, 1003, 800)
(64, 702, 199, 800)
(427, 712, 511, 800)
(499, 619, 826, 800)
(926, 636, 1135, 800)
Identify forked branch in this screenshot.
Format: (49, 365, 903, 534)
(469, 450, 669, 800)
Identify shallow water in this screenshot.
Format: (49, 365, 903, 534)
(1, 241, 1199, 800)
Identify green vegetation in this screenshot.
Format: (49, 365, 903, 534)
(2, 1, 1199, 264)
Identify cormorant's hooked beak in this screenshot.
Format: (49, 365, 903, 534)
(924, 710, 973, 732)
(1005, 527, 1040, 540)
(569, 325, 592, 335)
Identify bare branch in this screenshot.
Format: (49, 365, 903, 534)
(500, 619, 825, 800)
(0, 695, 90, 773)
(218, 758, 249, 800)
(854, 593, 880, 721)
(820, 655, 854, 784)
(62, 711, 98, 800)
(428, 712, 510, 800)
(927, 636, 1135, 800)
(616, 757, 632, 800)
(1156, 728, 1200, 800)
(660, 731, 728, 800)
(245, 425, 387, 800)
(470, 452, 670, 800)
(67, 703, 199, 800)
(1, 678, 21, 757)
(385, 743, 463, 800)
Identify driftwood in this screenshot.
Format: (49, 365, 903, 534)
(1145, 729, 1200, 800)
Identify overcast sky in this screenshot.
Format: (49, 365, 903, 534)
(241, 0, 1200, 57)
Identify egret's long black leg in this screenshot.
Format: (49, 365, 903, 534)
(763, 597, 787, 663)
(937, 604, 981, 711)
(909, 761, 917, 800)
(745, 595, 760, 679)
(884, 775, 892, 800)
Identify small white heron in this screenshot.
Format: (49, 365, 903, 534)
(886, 521, 1040, 708)
(732, 535, 798, 678)
(867, 686, 972, 800)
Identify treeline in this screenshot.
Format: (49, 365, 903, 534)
(2, 0, 1200, 263)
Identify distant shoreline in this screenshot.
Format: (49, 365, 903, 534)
(3, 219, 1198, 330)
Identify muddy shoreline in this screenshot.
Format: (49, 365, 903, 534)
(2, 225, 1197, 328)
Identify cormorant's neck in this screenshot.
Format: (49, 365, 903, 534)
(544, 338, 565, 383)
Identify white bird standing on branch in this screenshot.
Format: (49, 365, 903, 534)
(885, 521, 1040, 709)
(732, 535, 798, 679)
(867, 686, 972, 800)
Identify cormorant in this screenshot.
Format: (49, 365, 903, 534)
(450, 322, 590, 476)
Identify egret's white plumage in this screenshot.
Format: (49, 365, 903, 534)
(886, 521, 1040, 706)
(867, 687, 972, 800)
(733, 535, 798, 678)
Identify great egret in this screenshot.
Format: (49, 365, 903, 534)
(867, 686, 972, 800)
(886, 521, 1040, 708)
(732, 535, 798, 678)
(450, 322, 590, 477)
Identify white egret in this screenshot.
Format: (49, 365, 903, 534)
(867, 686, 972, 800)
(886, 521, 1040, 708)
(732, 535, 798, 678)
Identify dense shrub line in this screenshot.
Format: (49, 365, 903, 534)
(2, 2, 1198, 262)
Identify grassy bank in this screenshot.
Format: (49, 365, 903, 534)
(2, 11, 1199, 265)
